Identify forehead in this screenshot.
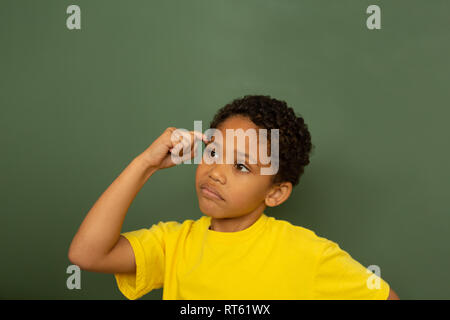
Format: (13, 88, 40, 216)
(216, 115, 259, 131)
(211, 116, 270, 165)
(213, 116, 263, 148)
(213, 114, 271, 144)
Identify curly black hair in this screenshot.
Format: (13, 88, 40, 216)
(209, 95, 313, 187)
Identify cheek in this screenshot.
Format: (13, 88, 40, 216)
(195, 166, 202, 182)
(195, 164, 209, 185)
(196, 162, 205, 174)
(229, 180, 266, 203)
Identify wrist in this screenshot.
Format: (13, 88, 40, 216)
(132, 155, 159, 178)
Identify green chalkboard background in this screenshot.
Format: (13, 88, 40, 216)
(1, 0, 449, 299)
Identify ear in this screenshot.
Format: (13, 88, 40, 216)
(265, 182, 292, 207)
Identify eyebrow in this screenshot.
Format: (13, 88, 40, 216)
(205, 141, 259, 166)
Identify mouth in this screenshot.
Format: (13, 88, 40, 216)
(200, 183, 224, 201)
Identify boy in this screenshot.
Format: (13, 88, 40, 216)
(68, 95, 399, 300)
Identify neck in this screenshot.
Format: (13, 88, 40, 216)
(209, 205, 265, 232)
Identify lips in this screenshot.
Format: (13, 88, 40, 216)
(200, 183, 224, 201)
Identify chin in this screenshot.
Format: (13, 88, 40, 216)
(198, 200, 229, 218)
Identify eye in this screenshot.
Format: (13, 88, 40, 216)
(235, 163, 250, 173)
(205, 141, 219, 159)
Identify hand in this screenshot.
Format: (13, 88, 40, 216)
(138, 127, 208, 171)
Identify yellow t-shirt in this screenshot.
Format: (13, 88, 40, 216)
(114, 213, 390, 300)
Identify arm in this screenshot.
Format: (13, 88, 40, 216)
(68, 155, 158, 273)
(68, 128, 206, 274)
(387, 288, 400, 300)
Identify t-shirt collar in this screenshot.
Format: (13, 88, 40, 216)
(203, 213, 269, 243)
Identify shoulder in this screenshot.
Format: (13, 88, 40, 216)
(261, 216, 340, 271)
(266, 216, 334, 252)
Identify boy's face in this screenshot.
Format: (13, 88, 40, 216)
(195, 115, 284, 219)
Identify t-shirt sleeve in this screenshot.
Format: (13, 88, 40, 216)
(312, 240, 390, 300)
(114, 221, 180, 300)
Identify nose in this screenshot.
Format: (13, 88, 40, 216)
(207, 163, 226, 185)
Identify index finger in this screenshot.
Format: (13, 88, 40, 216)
(192, 131, 208, 143)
